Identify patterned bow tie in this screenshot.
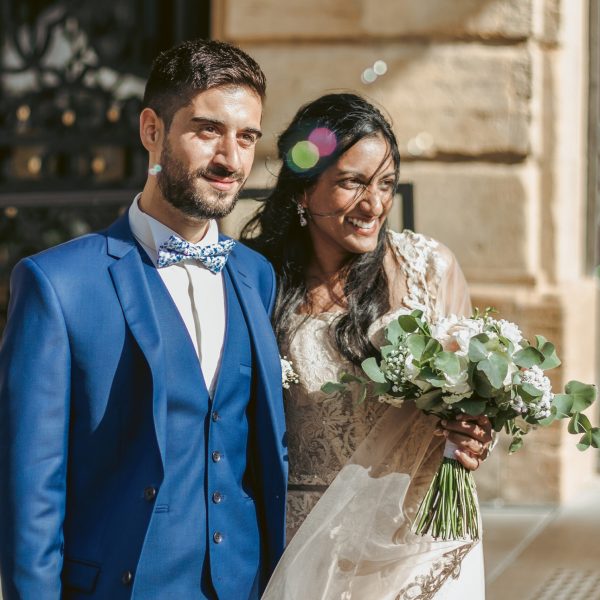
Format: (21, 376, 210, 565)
(157, 235, 236, 273)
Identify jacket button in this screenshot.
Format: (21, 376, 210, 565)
(213, 531, 224, 544)
(211, 411, 220, 422)
(143, 486, 157, 501)
(212, 451, 222, 463)
(121, 570, 133, 585)
(212, 491, 223, 504)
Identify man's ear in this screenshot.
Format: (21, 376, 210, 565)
(140, 108, 163, 151)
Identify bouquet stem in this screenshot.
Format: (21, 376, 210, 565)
(412, 441, 480, 540)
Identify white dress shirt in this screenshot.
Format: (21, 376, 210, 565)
(128, 194, 226, 395)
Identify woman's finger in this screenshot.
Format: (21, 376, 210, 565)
(454, 449, 481, 471)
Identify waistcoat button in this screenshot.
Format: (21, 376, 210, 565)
(121, 570, 133, 585)
(213, 531, 224, 544)
(143, 486, 157, 501)
(212, 491, 223, 504)
(211, 411, 220, 422)
(212, 450, 222, 463)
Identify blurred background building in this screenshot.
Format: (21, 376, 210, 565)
(0, 1, 598, 596)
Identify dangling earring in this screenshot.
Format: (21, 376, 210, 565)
(296, 202, 308, 227)
(148, 164, 162, 176)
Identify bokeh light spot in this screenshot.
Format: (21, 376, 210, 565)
(361, 68, 377, 85)
(290, 140, 320, 170)
(373, 60, 388, 75)
(308, 127, 337, 157)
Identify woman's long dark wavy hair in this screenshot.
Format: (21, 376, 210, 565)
(242, 93, 401, 365)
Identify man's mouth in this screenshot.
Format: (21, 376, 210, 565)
(201, 173, 240, 191)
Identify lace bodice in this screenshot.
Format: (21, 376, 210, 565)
(282, 230, 471, 540)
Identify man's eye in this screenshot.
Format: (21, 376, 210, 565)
(240, 133, 258, 145)
(199, 125, 218, 135)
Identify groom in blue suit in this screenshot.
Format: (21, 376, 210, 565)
(0, 39, 287, 599)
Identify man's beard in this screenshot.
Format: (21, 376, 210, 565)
(157, 140, 244, 220)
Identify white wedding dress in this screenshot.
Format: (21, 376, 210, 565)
(262, 231, 485, 600)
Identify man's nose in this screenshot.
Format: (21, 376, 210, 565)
(212, 134, 242, 173)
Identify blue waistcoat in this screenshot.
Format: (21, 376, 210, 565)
(132, 259, 260, 599)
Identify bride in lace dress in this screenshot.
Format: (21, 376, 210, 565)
(244, 93, 492, 599)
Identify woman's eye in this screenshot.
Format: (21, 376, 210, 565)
(339, 179, 362, 189)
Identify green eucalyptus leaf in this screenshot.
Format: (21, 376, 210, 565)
(356, 384, 367, 405)
(468, 337, 490, 362)
(513, 347, 545, 368)
(564, 380, 597, 412)
(537, 413, 556, 427)
(520, 382, 544, 399)
(421, 369, 446, 387)
(385, 320, 404, 345)
(361, 357, 387, 383)
(509, 437, 524, 453)
(371, 381, 392, 396)
(397, 315, 419, 333)
(539, 342, 561, 370)
(568, 412, 592, 435)
(415, 392, 443, 412)
(434, 351, 461, 377)
(421, 338, 443, 361)
(477, 352, 509, 390)
(380, 344, 396, 358)
(590, 428, 600, 449)
(455, 398, 486, 416)
(535, 335, 548, 349)
(576, 437, 591, 451)
(492, 413, 509, 432)
(473, 369, 495, 398)
(321, 381, 347, 394)
(407, 334, 428, 360)
(552, 394, 574, 419)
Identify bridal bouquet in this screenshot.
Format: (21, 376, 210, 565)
(322, 309, 598, 541)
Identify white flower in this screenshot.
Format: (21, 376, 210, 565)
(431, 315, 485, 357)
(496, 319, 524, 347)
(503, 362, 519, 388)
(519, 365, 554, 419)
(404, 352, 420, 381)
(442, 369, 471, 396)
(281, 357, 299, 389)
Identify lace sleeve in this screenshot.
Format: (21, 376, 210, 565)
(433, 243, 472, 319)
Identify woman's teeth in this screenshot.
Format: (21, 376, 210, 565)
(347, 217, 376, 230)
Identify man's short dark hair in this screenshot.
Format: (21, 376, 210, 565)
(143, 39, 266, 130)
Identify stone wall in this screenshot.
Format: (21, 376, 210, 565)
(215, 0, 597, 503)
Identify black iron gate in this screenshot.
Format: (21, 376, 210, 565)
(0, 0, 211, 327)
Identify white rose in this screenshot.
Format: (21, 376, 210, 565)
(432, 316, 484, 357)
(442, 370, 471, 396)
(497, 319, 524, 348)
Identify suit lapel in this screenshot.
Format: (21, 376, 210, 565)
(106, 214, 167, 467)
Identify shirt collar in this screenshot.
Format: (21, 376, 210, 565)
(128, 192, 219, 265)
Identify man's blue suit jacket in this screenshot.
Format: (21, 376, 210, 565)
(0, 214, 288, 598)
